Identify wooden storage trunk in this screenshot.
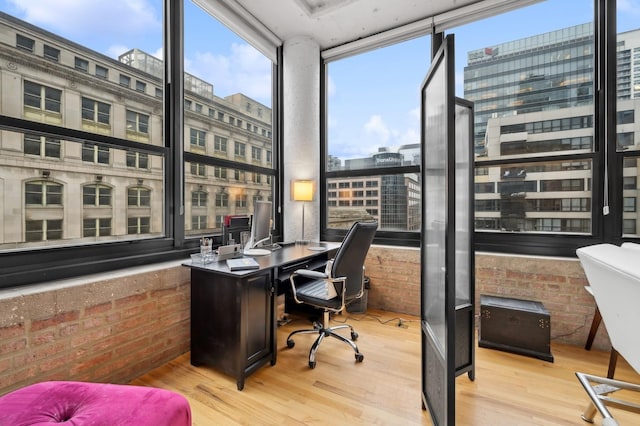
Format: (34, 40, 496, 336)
(479, 295, 553, 362)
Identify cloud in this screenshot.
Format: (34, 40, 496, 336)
(6, 0, 161, 38)
(364, 115, 391, 144)
(187, 43, 272, 103)
(618, 0, 640, 15)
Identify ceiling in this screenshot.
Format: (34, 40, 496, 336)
(231, 0, 524, 50)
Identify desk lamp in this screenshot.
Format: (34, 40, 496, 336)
(292, 179, 314, 244)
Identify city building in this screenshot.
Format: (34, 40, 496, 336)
(0, 12, 272, 249)
(466, 23, 640, 235)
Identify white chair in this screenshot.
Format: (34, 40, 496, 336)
(576, 244, 640, 425)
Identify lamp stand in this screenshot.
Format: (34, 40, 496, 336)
(298, 202, 309, 244)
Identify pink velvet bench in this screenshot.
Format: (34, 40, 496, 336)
(0, 381, 191, 426)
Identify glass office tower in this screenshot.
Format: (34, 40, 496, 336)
(466, 23, 640, 234)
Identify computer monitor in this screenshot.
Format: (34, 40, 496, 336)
(244, 200, 272, 255)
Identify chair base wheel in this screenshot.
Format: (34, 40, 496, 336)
(287, 339, 295, 348)
(309, 360, 316, 369)
(355, 353, 364, 362)
(351, 331, 358, 340)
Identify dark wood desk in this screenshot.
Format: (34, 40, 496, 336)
(184, 242, 339, 390)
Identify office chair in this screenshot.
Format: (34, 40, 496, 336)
(575, 244, 640, 426)
(286, 220, 378, 369)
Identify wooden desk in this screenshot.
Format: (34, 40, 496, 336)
(184, 242, 340, 390)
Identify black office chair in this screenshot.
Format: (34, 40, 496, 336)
(286, 220, 378, 368)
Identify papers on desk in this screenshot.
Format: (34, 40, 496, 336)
(226, 257, 260, 271)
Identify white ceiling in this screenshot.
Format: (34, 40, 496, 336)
(235, 0, 484, 50)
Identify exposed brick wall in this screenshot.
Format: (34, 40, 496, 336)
(364, 247, 608, 351)
(0, 248, 608, 397)
(0, 261, 190, 396)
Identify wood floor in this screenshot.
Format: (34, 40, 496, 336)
(131, 309, 640, 425)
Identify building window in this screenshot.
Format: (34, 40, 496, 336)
(190, 162, 206, 177)
(217, 111, 224, 121)
(126, 110, 149, 134)
(214, 167, 228, 179)
(81, 97, 110, 125)
(83, 185, 112, 206)
(127, 217, 150, 234)
(190, 128, 206, 149)
(128, 187, 151, 207)
(235, 194, 248, 208)
(618, 110, 635, 124)
(126, 152, 149, 169)
(195, 103, 203, 113)
(16, 34, 34, 52)
(24, 81, 61, 113)
(192, 191, 207, 207)
(95, 65, 108, 79)
(25, 181, 62, 206)
(266, 150, 272, 163)
(214, 136, 227, 152)
(120, 75, 131, 87)
(135, 81, 146, 93)
(624, 197, 637, 212)
(43, 45, 60, 61)
(192, 216, 208, 230)
(234, 142, 246, 158)
(26, 219, 63, 242)
(184, 99, 192, 110)
(82, 142, 110, 164)
(155, 87, 162, 98)
(83, 218, 112, 237)
(215, 193, 229, 208)
(24, 134, 61, 159)
(617, 132, 634, 149)
(74, 57, 89, 72)
(251, 146, 262, 161)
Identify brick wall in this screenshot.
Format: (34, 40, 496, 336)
(0, 247, 607, 397)
(0, 261, 190, 396)
(365, 247, 608, 350)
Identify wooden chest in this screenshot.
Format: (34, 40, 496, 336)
(479, 295, 553, 362)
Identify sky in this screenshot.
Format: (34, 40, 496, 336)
(1, 0, 639, 161)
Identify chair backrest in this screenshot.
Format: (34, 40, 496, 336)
(331, 221, 378, 301)
(576, 243, 640, 373)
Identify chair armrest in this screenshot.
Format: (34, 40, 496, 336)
(293, 269, 327, 279)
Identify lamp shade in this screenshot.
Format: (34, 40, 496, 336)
(291, 180, 314, 201)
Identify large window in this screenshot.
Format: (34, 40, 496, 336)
(182, 0, 275, 237)
(324, 37, 426, 240)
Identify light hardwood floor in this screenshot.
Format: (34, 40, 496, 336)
(131, 309, 640, 425)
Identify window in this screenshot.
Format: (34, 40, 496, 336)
(16, 34, 34, 52)
(82, 142, 110, 164)
(83, 218, 112, 237)
(25, 181, 62, 206)
(192, 216, 207, 230)
(214, 136, 227, 152)
(120, 75, 131, 87)
(126, 110, 149, 134)
(136, 81, 146, 93)
(24, 134, 61, 158)
(190, 128, 206, 150)
(82, 97, 110, 125)
(128, 187, 151, 207)
(190, 162, 206, 177)
(127, 217, 150, 234)
(43, 45, 60, 61)
(235, 194, 248, 208)
(75, 57, 89, 72)
(83, 185, 112, 206)
(95, 65, 108, 79)
(1, 1, 168, 287)
(24, 81, 61, 113)
(26, 220, 63, 242)
(235, 142, 246, 158)
(215, 193, 229, 208)
(192, 191, 207, 208)
(214, 167, 227, 179)
(251, 146, 261, 161)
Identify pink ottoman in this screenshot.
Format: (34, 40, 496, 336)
(0, 381, 191, 426)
